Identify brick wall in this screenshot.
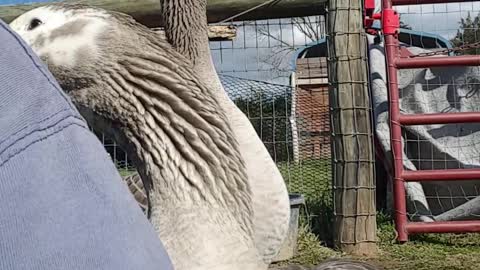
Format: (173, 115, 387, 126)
(295, 56, 330, 160)
(295, 84, 330, 159)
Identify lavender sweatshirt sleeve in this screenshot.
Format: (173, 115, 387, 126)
(0, 19, 173, 270)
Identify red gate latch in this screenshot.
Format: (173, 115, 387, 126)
(364, 0, 400, 36)
(382, 8, 400, 35)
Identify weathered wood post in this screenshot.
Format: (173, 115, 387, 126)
(327, 0, 377, 255)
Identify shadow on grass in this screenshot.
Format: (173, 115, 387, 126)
(410, 231, 480, 248)
(302, 198, 335, 246)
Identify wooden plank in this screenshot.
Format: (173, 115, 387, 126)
(296, 57, 328, 79)
(327, 0, 377, 256)
(296, 69, 328, 79)
(296, 57, 328, 67)
(153, 25, 237, 41)
(296, 78, 328, 86)
(206, 25, 237, 41)
(0, 0, 326, 27)
(296, 62, 327, 69)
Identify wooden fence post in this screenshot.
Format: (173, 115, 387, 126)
(327, 0, 377, 256)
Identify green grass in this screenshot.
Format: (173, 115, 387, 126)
(273, 225, 340, 268)
(117, 164, 137, 178)
(373, 214, 480, 270)
(275, 160, 480, 269)
(270, 212, 480, 269)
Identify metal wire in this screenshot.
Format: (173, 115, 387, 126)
(217, 0, 283, 23)
(328, 0, 376, 247)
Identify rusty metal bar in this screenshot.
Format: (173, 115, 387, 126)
(382, 0, 409, 242)
(399, 112, 480, 125)
(393, 0, 479, 5)
(407, 220, 480, 234)
(396, 55, 480, 69)
(403, 169, 480, 181)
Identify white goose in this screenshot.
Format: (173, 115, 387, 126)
(158, 0, 291, 262)
(11, 4, 265, 270)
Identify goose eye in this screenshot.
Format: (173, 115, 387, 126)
(27, 18, 43, 31)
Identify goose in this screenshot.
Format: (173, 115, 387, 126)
(10, 4, 265, 270)
(10, 5, 387, 270)
(159, 0, 291, 263)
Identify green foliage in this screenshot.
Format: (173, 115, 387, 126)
(451, 12, 480, 55)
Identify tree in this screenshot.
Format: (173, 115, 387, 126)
(451, 12, 480, 55)
(256, 15, 411, 76)
(256, 16, 325, 77)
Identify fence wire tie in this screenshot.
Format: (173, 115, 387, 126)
(218, 0, 283, 23)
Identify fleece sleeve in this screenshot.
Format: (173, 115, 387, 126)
(0, 19, 173, 270)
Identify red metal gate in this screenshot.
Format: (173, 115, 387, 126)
(366, 0, 480, 242)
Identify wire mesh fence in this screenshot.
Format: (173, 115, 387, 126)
(210, 16, 331, 201)
(380, 2, 480, 222)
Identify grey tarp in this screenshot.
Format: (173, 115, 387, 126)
(368, 35, 480, 221)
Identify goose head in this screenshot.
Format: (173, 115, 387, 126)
(10, 5, 128, 133)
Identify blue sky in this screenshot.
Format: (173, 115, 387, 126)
(210, 17, 324, 85)
(396, 2, 480, 39)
